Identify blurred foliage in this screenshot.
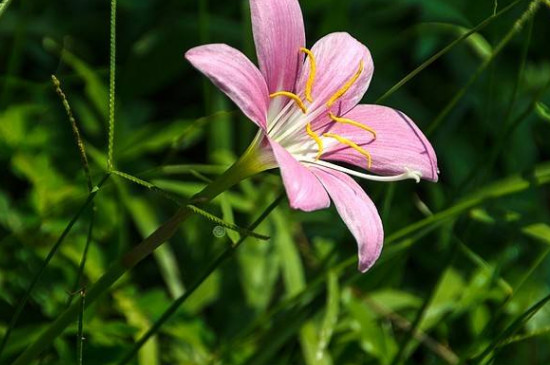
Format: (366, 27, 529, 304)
(1, 0, 550, 364)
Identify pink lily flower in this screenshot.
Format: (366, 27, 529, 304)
(185, 0, 439, 272)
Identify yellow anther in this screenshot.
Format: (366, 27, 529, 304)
(326, 60, 364, 108)
(306, 123, 324, 160)
(328, 112, 377, 140)
(324, 132, 372, 169)
(270, 91, 307, 113)
(300, 47, 316, 103)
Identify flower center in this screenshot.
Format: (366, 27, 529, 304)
(267, 47, 377, 170)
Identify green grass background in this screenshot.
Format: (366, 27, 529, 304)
(1, 0, 550, 364)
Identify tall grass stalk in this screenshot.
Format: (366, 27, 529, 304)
(107, 0, 117, 171)
(51, 75, 93, 191)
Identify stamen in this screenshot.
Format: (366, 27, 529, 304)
(323, 132, 372, 169)
(326, 60, 364, 108)
(306, 122, 324, 160)
(328, 112, 377, 139)
(270, 91, 307, 114)
(300, 47, 316, 103)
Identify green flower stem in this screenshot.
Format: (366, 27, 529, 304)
(11, 145, 266, 365)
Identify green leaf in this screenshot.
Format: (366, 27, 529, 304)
(368, 290, 422, 313)
(535, 102, 550, 123)
(421, 268, 465, 330)
(345, 291, 397, 364)
(114, 291, 160, 365)
(522, 223, 550, 245)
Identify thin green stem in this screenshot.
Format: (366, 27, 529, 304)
(0, 173, 110, 360)
(77, 289, 85, 365)
(503, 17, 533, 124)
(68, 207, 96, 306)
(426, 0, 540, 135)
(375, 0, 526, 104)
(11, 145, 266, 365)
(107, 0, 117, 171)
(112, 169, 269, 240)
(117, 193, 284, 365)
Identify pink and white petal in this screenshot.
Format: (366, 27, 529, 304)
(311, 167, 383, 272)
(320, 105, 439, 182)
(269, 139, 330, 212)
(296, 32, 374, 115)
(185, 44, 269, 130)
(250, 0, 305, 94)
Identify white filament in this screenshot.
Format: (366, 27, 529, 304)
(304, 159, 422, 183)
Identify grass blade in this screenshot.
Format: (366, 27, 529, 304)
(0, 174, 110, 360)
(68, 207, 96, 306)
(375, 0, 527, 104)
(426, 0, 541, 135)
(116, 194, 284, 365)
(469, 293, 550, 364)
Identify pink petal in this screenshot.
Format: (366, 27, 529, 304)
(250, 0, 305, 94)
(296, 32, 374, 114)
(320, 105, 439, 182)
(269, 139, 330, 212)
(311, 167, 383, 272)
(185, 44, 269, 130)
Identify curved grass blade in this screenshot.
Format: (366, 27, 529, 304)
(426, 0, 541, 135)
(468, 293, 550, 364)
(460, 223, 550, 360)
(375, 0, 527, 104)
(116, 194, 284, 365)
